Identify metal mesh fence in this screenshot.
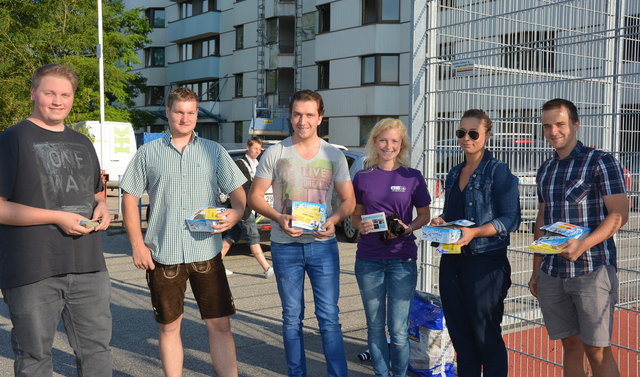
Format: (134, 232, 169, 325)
(411, 0, 640, 375)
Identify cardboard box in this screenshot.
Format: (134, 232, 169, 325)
(528, 222, 590, 253)
(421, 219, 474, 244)
(185, 207, 226, 232)
(436, 243, 462, 254)
(291, 201, 326, 232)
(421, 226, 462, 244)
(361, 212, 388, 233)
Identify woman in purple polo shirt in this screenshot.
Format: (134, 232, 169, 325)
(351, 118, 431, 377)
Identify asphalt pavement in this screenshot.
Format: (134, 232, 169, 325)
(0, 213, 375, 376)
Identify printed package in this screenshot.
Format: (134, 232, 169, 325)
(185, 207, 226, 232)
(291, 201, 326, 232)
(361, 212, 388, 233)
(421, 219, 474, 244)
(528, 222, 591, 253)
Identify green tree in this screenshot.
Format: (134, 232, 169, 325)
(0, 0, 152, 131)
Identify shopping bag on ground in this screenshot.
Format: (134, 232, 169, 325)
(408, 291, 455, 377)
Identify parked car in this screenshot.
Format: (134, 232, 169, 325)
(223, 144, 273, 237)
(334, 150, 366, 242)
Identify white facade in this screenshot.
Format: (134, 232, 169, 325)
(124, 0, 638, 148)
(124, 0, 412, 146)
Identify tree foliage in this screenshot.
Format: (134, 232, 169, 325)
(0, 0, 151, 131)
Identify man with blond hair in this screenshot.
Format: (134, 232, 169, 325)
(122, 87, 245, 377)
(0, 64, 113, 376)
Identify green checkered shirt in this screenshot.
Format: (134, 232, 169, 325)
(121, 133, 246, 265)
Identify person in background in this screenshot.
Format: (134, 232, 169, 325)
(121, 87, 245, 377)
(0, 64, 112, 376)
(429, 109, 521, 377)
(249, 90, 355, 377)
(220, 136, 274, 278)
(351, 118, 431, 377)
(528, 98, 628, 377)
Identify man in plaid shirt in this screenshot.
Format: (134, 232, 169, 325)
(528, 98, 628, 377)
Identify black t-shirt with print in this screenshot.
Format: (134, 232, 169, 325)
(0, 120, 106, 289)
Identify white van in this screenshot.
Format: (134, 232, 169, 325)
(74, 121, 137, 187)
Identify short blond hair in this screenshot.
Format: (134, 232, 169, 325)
(167, 87, 199, 109)
(31, 64, 78, 93)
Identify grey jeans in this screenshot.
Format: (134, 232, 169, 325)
(2, 271, 112, 377)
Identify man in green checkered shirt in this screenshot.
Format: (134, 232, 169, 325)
(121, 87, 246, 377)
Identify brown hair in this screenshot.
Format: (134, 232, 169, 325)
(288, 90, 325, 116)
(542, 98, 579, 124)
(167, 87, 199, 109)
(247, 136, 263, 147)
(461, 109, 492, 134)
(31, 64, 78, 93)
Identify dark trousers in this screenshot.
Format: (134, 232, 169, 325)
(2, 271, 112, 377)
(439, 253, 511, 377)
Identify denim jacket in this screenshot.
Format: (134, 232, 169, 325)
(441, 150, 521, 254)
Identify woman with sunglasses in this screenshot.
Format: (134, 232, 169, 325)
(351, 118, 431, 377)
(430, 109, 520, 377)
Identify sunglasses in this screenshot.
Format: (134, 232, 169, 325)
(455, 129, 480, 140)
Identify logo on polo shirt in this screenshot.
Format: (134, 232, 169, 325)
(390, 185, 406, 193)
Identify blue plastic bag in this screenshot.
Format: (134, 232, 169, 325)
(408, 291, 455, 377)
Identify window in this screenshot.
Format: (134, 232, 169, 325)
(235, 74, 243, 97)
(146, 8, 165, 28)
(234, 121, 243, 143)
(145, 86, 165, 106)
(317, 4, 331, 33)
(279, 17, 295, 54)
(318, 118, 329, 140)
(235, 25, 244, 50)
(145, 47, 165, 67)
(317, 61, 330, 90)
(265, 70, 277, 94)
(361, 54, 399, 85)
(360, 116, 396, 145)
(266, 18, 278, 44)
(624, 15, 640, 62)
(439, 0, 455, 9)
(180, 80, 219, 101)
(179, 36, 219, 61)
(363, 0, 400, 24)
(501, 31, 556, 73)
(195, 122, 220, 141)
(179, 0, 216, 19)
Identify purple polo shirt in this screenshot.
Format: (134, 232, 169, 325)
(353, 166, 431, 260)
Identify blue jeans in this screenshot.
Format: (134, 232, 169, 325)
(271, 240, 347, 377)
(355, 258, 417, 377)
(2, 271, 112, 377)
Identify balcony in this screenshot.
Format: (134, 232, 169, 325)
(168, 56, 220, 83)
(168, 12, 220, 42)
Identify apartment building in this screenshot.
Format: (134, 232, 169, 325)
(125, 0, 412, 146)
(125, 0, 638, 151)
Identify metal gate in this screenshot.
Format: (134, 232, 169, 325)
(409, 1, 640, 375)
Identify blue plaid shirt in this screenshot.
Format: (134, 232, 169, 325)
(536, 141, 626, 278)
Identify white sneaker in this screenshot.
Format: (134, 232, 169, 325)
(264, 266, 274, 279)
(225, 268, 234, 276)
